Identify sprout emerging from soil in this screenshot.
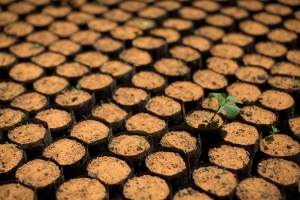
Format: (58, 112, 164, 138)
(204, 93, 242, 124)
(267, 125, 280, 144)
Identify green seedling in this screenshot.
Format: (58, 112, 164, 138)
(34, 43, 43, 48)
(267, 125, 279, 144)
(139, 141, 144, 147)
(82, 114, 93, 120)
(204, 93, 242, 124)
(292, 76, 300, 87)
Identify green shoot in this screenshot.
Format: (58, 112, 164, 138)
(267, 126, 279, 144)
(76, 83, 82, 90)
(139, 141, 144, 147)
(204, 93, 242, 124)
(34, 43, 43, 48)
(82, 114, 92, 120)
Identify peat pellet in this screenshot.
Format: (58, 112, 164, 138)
(55, 89, 95, 121)
(26, 30, 59, 47)
(255, 41, 288, 61)
(8, 119, 52, 159)
(125, 17, 156, 32)
(0, 143, 27, 181)
(70, 30, 101, 47)
(284, 19, 300, 40)
(66, 11, 95, 26)
(0, 34, 17, 50)
(56, 62, 90, 86)
(194, 25, 225, 43)
(146, 95, 183, 126)
(103, 8, 132, 23)
(267, 28, 297, 49)
(32, 51, 66, 72)
(88, 18, 118, 35)
(253, 11, 282, 30)
(100, 0, 122, 7)
(185, 109, 225, 162)
(119, 48, 153, 72)
(0, 182, 36, 200)
(42, 5, 72, 19)
(220, 6, 249, 21)
(227, 82, 262, 105)
(222, 32, 254, 53)
(210, 43, 244, 63)
(257, 158, 300, 193)
(7, 1, 36, 16)
(87, 154, 133, 198)
(15, 158, 64, 200)
(267, 76, 300, 100)
(179, 6, 207, 27)
(270, 62, 300, 77)
(205, 14, 234, 32)
(165, 81, 204, 114)
(163, 18, 194, 36)
(110, 26, 143, 48)
(70, 119, 111, 157)
(289, 115, 300, 142)
(181, 35, 212, 61)
(221, 121, 262, 153)
(75, 51, 109, 71)
(259, 90, 295, 131)
(56, 177, 108, 200)
(137, 6, 167, 26)
(0, 11, 18, 27)
(26, 13, 54, 28)
(123, 174, 171, 200)
(169, 46, 202, 75)
(10, 92, 48, 116)
(145, 148, 188, 192)
(154, 58, 190, 83)
(236, 0, 264, 13)
(208, 142, 252, 179)
(125, 112, 167, 144)
(0, 81, 26, 103)
(108, 133, 152, 170)
(3, 21, 34, 38)
(192, 0, 220, 13)
(235, 177, 283, 200)
(193, 69, 228, 95)
(149, 28, 181, 48)
(25, 0, 50, 7)
(33, 76, 69, 103)
(234, 66, 269, 88)
(43, 137, 89, 179)
(100, 60, 135, 85)
(265, 3, 293, 19)
(35, 108, 75, 140)
(192, 164, 238, 199)
(0, 52, 17, 79)
(132, 36, 167, 60)
(286, 50, 300, 66)
(161, 125, 201, 171)
(112, 86, 149, 113)
(9, 42, 45, 60)
(118, 1, 147, 13)
(0, 107, 25, 134)
(239, 20, 269, 41)
(131, 71, 166, 96)
(240, 104, 279, 137)
(78, 73, 116, 102)
(94, 37, 124, 58)
(242, 54, 275, 71)
(92, 102, 131, 133)
(173, 187, 213, 200)
(49, 39, 81, 58)
(48, 20, 79, 38)
(153, 0, 181, 17)
(260, 134, 300, 165)
(206, 57, 239, 81)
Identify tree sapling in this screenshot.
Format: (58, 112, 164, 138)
(204, 93, 242, 124)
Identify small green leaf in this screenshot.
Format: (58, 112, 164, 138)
(76, 83, 82, 90)
(223, 104, 240, 119)
(203, 113, 212, 120)
(209, 93, 226, 106)
(34, 43, 43, 48)
(139, 141, 144, 147)
(226, 95, 242, 104)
